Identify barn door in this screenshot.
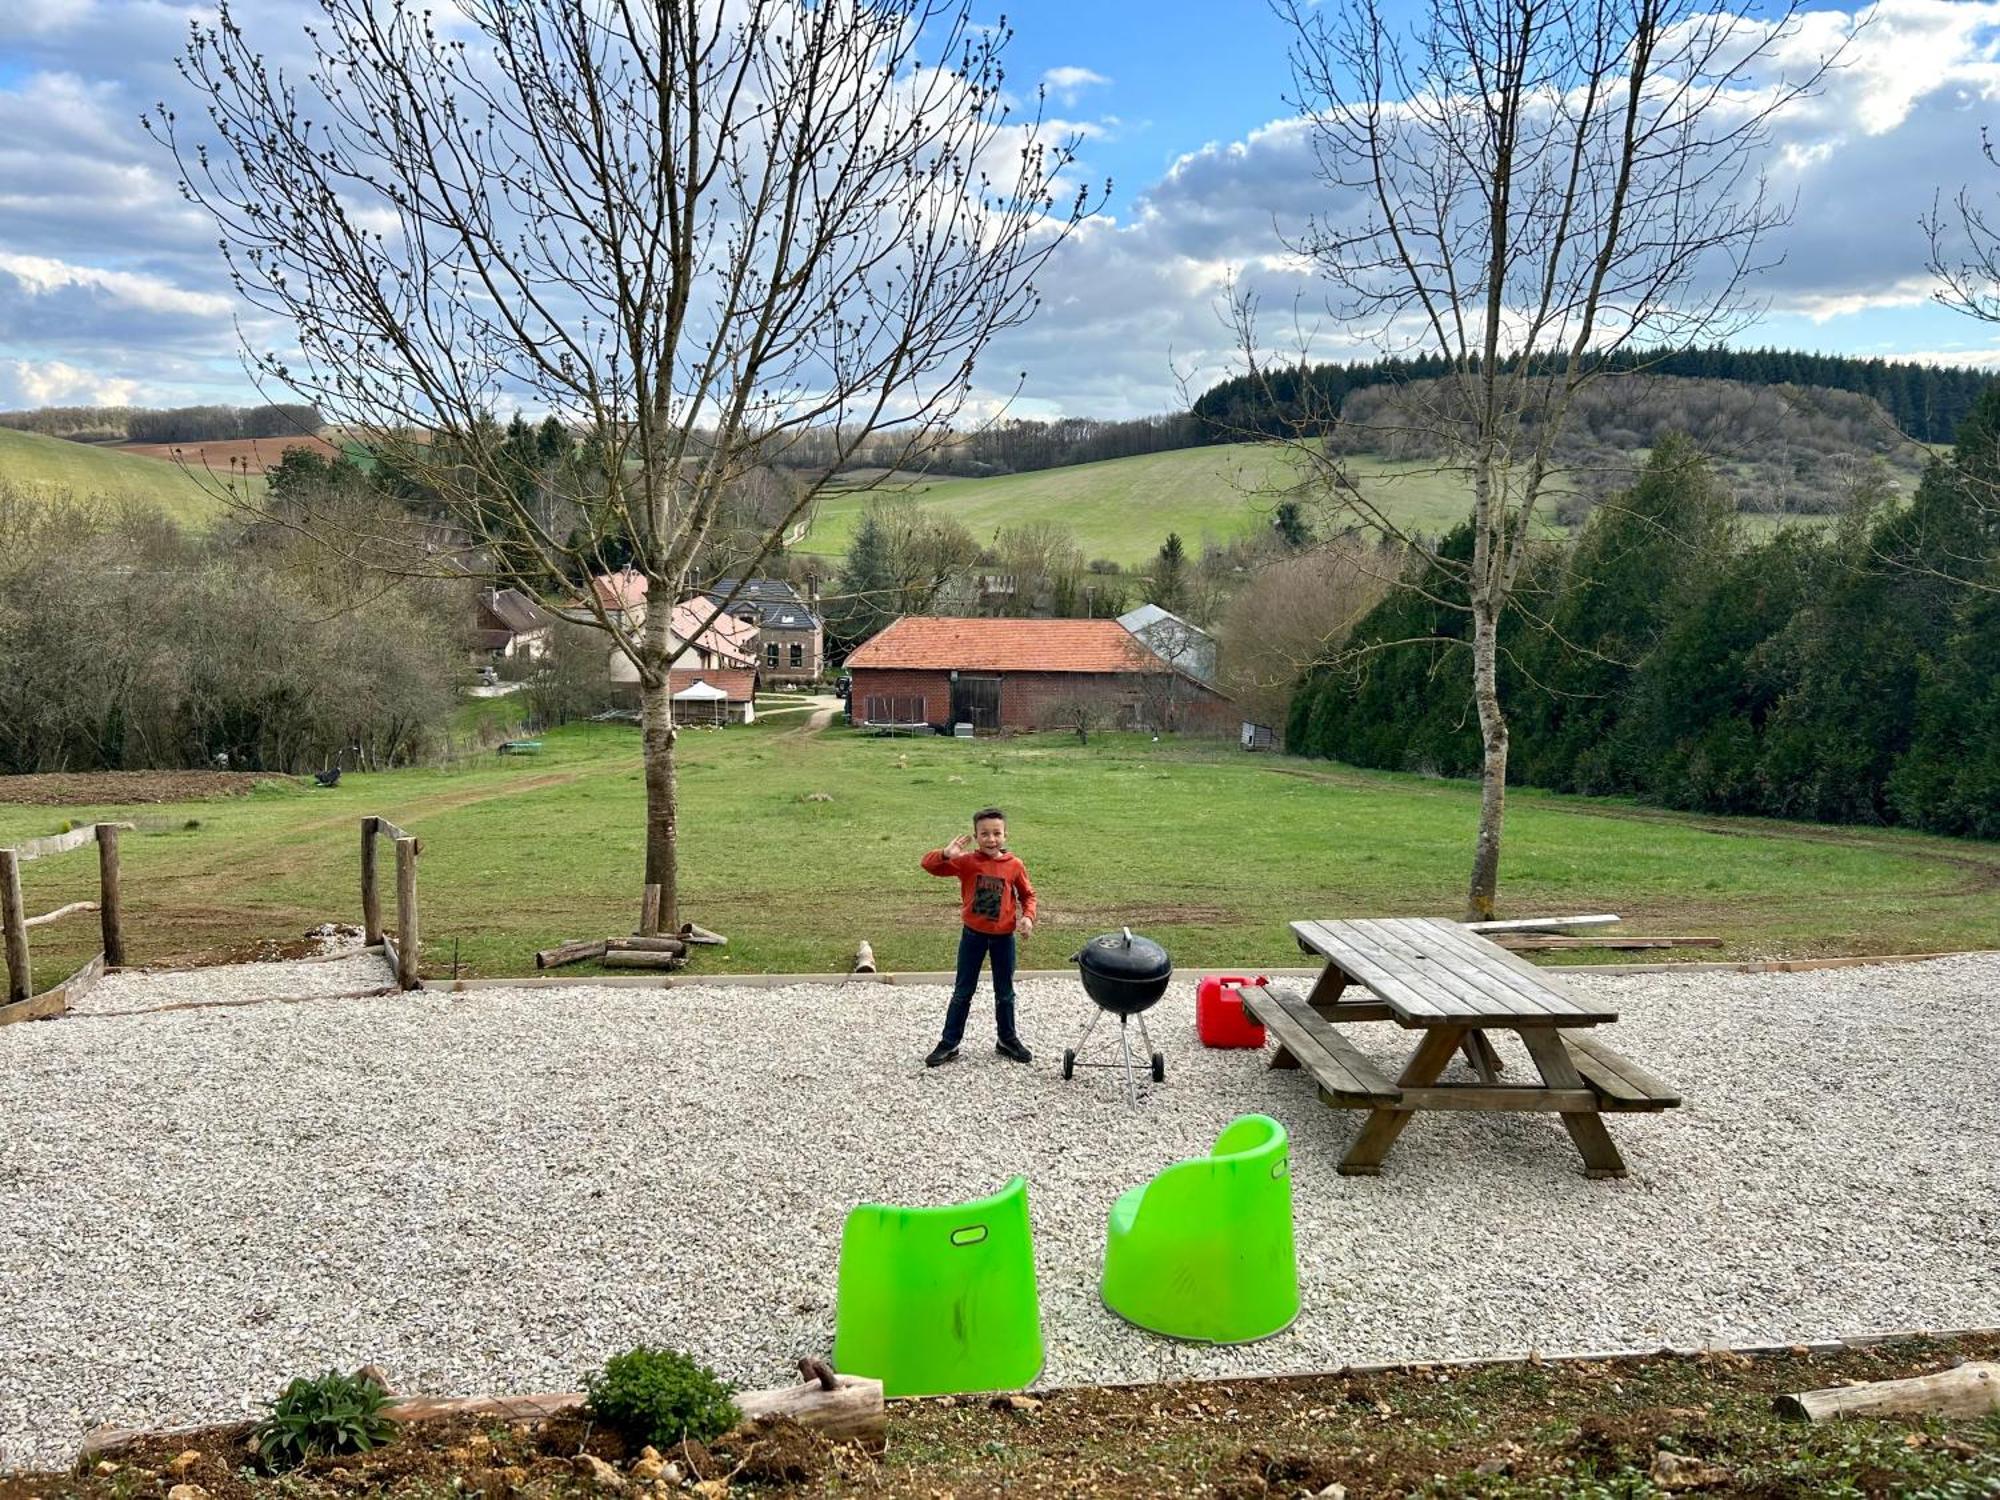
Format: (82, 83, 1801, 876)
(951, 675, 1000, 730)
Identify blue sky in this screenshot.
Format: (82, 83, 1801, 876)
(3, 0, 2000, 420)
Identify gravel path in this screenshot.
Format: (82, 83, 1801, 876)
(3, 954, 1997, 1469)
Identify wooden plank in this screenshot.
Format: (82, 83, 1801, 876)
(1327, 918, 1492, 1018)
(0, 849, 29, 1005)
(1463, 914, 1621, 934)
(1242, 985, 1400, 1101)
(1371, 918, 1570, 1021)
(360, 817, 382, 946)
(96, 823, 125, 968)
(0, 950, 105, 1027)
(8, 825, 99, 862)
(373, 816, 413, 844)
(1292, 919, 1451, 1020)
(1496, 935, 1722, 951)
(1423, 919, 1617, 1021)
(1395, 1086, 1598, 1111)
(1563, 1032, 1681, 1110)
(23, 900, 98, 930)
(1401, 917, 1593, 1019)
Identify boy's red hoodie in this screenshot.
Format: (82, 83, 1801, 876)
(921, 846, 1037, 935)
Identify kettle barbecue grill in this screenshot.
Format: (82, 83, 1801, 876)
(1063, 927, 1172, 1106)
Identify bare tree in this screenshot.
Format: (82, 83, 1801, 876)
(1240, 0, 1837, 917)
(151, 0, 1096, 930)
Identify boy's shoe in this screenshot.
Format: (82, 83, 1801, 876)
(925, 1043, 960, 1068)
(995, 1037, 1033, 1065)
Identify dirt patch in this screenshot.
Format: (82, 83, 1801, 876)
(13, 1336, 1997, 1498)
(0, 770, 287, 807)
(115, 436, 340, 474)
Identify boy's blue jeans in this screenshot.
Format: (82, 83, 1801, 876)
(940, 925, 1019, 1048)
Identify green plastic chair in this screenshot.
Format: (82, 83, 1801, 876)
(1100, 1114, 1300, 1343)
(833, 1175, 1044, 1397)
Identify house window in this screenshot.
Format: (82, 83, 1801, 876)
(864, 694, 926, 723)
(789, 642, 804, 668)
(766, 642, 779, 668)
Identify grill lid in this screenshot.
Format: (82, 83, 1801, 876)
(1075, 926, 1172, 983)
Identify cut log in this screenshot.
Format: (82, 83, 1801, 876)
(734, 1374, 885, 1452)
(535, 938, 609, 970)
(639, 883, 661, 935)
(679, 921, 728, 946)
(1462, 914, 1620, 934)
(853, 939, 876, 974)
(599, 949, 688, 970)
(1777, 1362, 2000, 1422)
(608, 936, 687, 955)
(96, 822, 125, 967)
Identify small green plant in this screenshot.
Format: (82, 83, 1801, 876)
(251, 1369, 398, 1470)
(583, 1345, 740, 1448)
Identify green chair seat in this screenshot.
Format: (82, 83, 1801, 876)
(833, 1175, 1044, 1397)
(1100, 1114, 1301, 1344)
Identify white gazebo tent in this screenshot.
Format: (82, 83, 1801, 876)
(671, 677, 747, 725)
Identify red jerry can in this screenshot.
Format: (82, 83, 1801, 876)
(1196, 974, 1268, 1049)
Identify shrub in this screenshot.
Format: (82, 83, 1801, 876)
(583, 1345, 740, 1448)
(252, 1369, 398, 1470)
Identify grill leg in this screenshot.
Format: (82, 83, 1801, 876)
(1119, 1017, 1138, 1108)
(1072, 1003, 1105, 1053)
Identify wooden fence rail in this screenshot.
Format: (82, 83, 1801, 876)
(360, 816, 421, 990)
(0, 822, 129, 1026)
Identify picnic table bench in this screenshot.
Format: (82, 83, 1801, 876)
(1241, 917, 1678, 1179)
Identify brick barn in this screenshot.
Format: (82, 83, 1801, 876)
(844, 617, 1229, 733)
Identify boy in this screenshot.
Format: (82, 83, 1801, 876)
(920, 806, 1036, 1067)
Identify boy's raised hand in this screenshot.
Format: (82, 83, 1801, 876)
(945, 832, 972, 856)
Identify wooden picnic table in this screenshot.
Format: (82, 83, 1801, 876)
(1241, 917, 1679, 1179)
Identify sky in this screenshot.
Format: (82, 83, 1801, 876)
(2, 0, 1999, 421)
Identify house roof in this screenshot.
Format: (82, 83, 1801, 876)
(590, 568, 649, 612)
(706, 578, 820, 631)
(666, 668, 756, 702)
(671, 601, 757, 664)
(1116, 602, 1212, 642)
(847, 616, 1169, 674)
(479, 587, 550, 637)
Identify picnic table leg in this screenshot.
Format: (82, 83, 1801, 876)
(1519, 1030, 1628, 1180)
(1305, 964, 1349, 1008)
(1340, 1026, 1466, 1177)
(1460, 1029, 1504, 1083)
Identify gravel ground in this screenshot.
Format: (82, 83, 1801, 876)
(3, 954, 1997, 1470)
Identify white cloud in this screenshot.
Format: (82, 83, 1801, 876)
(0, 253, 233, 320)
(0, 358, 139, 406)
(1041, 65, 1110, 107)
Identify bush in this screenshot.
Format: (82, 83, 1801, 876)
(583, 1345, 741, 1448)
(252, 1369, 398, 1470)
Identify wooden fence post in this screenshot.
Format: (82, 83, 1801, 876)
(95, 823, 125, 968)
(360, 816, 382, 946)
(393, 836, 420, 990)
(0, 850, 30, 1005)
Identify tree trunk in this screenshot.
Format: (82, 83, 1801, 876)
(638, 605, 681, 936)
(1465, 599, 1508, 921)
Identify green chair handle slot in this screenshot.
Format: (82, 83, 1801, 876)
(950, 1224, 989, 1247)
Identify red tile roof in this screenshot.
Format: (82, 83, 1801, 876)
(847, 616, 1167, 673)
(666, 669, 757, 702)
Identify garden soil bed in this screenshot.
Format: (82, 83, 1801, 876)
(8, 1336, 1997, 1498)
(0, 771, 284, 806)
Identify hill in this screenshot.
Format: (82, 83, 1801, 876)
(0, 427, 238, 525)
(792, 443, 1492, 568)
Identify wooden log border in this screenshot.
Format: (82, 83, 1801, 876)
(0, 950, 106, 1027)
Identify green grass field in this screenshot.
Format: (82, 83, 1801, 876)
(0, 427, 235, 525)
(5, 719, 1995, 987)
(794, 444, 1495, 568)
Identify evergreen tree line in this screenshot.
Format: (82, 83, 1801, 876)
(777, 412, 1204, 480)
(1285, 392, 2000, 839)
(1194, 347, 1994, 447)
